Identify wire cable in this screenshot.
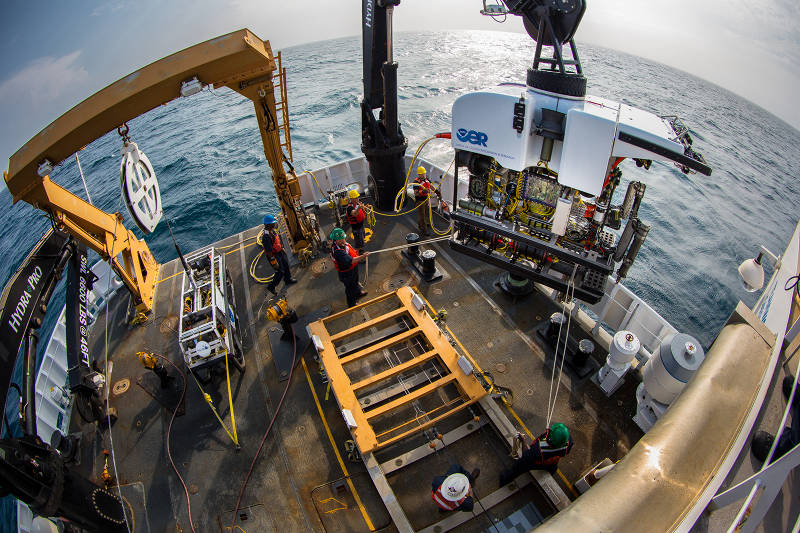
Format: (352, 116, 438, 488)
(74, 151, 93, 205)
(103, 194, 133, 533)
(546, 265, 578, 428)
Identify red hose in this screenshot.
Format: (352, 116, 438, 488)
(603, 157, 625, 187)
(230, 326, 298, 530)
(151, 353, 195, 533)
(434, 132, 451, 139)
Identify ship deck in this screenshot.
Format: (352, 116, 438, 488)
(71, 208, 647, 532)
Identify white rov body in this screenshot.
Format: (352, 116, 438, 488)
(451, 84, 687, 196)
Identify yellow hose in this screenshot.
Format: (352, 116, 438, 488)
(393, 135, 439, 213)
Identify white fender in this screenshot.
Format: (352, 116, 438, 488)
(120, 142, 162, 233)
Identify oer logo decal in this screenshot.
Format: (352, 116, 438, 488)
(456, 128, 488, 147)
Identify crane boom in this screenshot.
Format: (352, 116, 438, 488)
(4, 29, 318, 312)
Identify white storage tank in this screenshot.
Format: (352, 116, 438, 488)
(608, 330, 640, 370)
(596, 330, 640, 396)
(641, 333, 705, 405)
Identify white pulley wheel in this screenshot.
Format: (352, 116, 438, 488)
(120, 142, 162, 233)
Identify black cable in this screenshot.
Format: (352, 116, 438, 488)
(785, 274, 799, 297)
(261, 100, 276, 132)
(472, 484, 502, 533)
(164, 215, 193, 282)
(432, 427, 501, 533)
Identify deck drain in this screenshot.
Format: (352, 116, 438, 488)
(160, 316, 178, 336)
(112, 378, 130, 396)
(311, 258, 331, 277)
(526, 388, 534, 396)
(381, 273, 411, 293)
(495, 363, 506, 373)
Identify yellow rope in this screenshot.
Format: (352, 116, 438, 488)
(224, 349, 239, 446)
(190, 361, 239, 447)
(303, 169, 335, 209)
(427, 158, 455, 236)
(365, 204, 376, 228)
(393, 136, 435, 213)
(249, 232, 276, 284)
(301, 357, 375, 530)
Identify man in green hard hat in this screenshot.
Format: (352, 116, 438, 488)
(329, 227, 369, 307)
(499, 423, 573, 486)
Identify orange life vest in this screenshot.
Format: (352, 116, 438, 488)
(414, 177, 431, 199)
(262, 230, 282, 255)
(330, 242, 358, 272)
(431, 485, 465, 511)
(346, 203, 366, 225)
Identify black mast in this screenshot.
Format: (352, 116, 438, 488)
(361, 0, 408, 210)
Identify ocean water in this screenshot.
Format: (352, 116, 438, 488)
(1, 30, 799, 528)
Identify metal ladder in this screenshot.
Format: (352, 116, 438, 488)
(274, 51, 293, 162)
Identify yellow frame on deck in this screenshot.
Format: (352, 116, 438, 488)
(308, 286, 487, 453)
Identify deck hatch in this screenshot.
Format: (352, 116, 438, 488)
(307, 286, 487, 453)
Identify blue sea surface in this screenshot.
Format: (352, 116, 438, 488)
(1, 30, 799, 529)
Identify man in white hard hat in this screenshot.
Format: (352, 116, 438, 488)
(431, 464, 480, 512)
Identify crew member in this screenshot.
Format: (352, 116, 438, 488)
(329, 227, 368, 307)
(345, 189, 370, 253)
(499, 423, 573, 486)
(431, 464, 480, 512)
(414, 166, 441, 237)
(261, 214, 297, 295)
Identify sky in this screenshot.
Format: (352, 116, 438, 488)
(1, 0, 798, 172)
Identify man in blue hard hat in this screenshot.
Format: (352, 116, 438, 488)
(499, 422, 574, 486)
(329, 227, 368, 307)
(261, 214, 297, 295)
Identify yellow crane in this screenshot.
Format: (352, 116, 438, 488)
(4, 29, 319, 313)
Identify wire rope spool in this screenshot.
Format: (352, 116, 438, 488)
(120, 141, 162, 233)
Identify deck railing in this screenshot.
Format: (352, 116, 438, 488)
(707, 220, 800, 533)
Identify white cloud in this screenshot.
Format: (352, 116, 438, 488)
(0, 51, 90, 169)
(0, 51, 89, 107)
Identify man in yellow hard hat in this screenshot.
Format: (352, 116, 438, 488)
(345, 189, 370, 253)
(413, 166, 440, 237)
